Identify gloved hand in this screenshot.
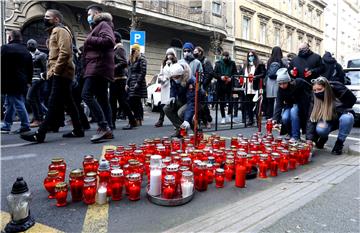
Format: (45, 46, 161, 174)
(180, 121, 190, 129)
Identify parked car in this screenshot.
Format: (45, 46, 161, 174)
(146, 74, 161, 111)
(344, 68, 360, 126)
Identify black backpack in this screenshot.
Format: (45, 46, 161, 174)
(266, 62, 281, 80)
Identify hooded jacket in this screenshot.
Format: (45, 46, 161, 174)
(321, 52, 345, 83)
(83, 12, 115, 81)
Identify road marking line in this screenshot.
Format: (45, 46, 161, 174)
(1, 211, 64, 233)
(0, 142, 34, 149)
(81, 145, 115, 233)
(329, 134, 360, 142)
(1, 153, 37, 161)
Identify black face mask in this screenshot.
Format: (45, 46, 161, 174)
(27, 46, 36, 52)
(193, 53, 199, 59)
(43, 18, 54, 28)
(298, 49, 310, 57)
(315, 91, 325, 100)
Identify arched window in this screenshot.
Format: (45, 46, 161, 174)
(21, 19, 48, 52)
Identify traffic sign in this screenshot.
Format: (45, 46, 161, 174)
(130, 31, 146, 53)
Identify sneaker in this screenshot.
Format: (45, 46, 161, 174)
(90, 128, 113, 143)
(30, 120, 42, 128)
(20, 131, 45, 143)
(331, 139, 344, 155)
(220, 118, 226, 124)
(62, 130, 85, 138)
(154, 121, 163, 127)
(13, 128, 31, 134)
(1, 127, 11, 134)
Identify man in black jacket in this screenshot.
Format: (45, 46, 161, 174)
(1, 30, 32, 134)
(321, 51, 345, 83)
(288, 42, 324, 84)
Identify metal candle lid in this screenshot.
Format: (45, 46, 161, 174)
(55, 182, 67, 189)
(215, 168, 224, 174)
(166, 164, 179, 172)
(98, 159, 110, 171)
(182, 171, 193, 178)
(70, 169, 84, 178)
(179, 166, 190, 172)
(51, 157, 64, 163)
(128, 173, 141, 181)
(164, 175, 175, 183)
(83, 155, 94, 161)
(111, 169, 124, 177)
(86, 172, 97, 178)
(260, 154, 268, 160)
(48, 170, 59, 177)
(84, 177, 96, 183)
(271, 152, 280, 159)
(128, 159, 140, 166)
(237, 151, 247, 158)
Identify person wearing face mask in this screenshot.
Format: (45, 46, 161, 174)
(123, 44, 148, 130)
(243, 50, 266, 126)
(272, 68, 312, 141)
(179, 42, 203, 77)
(21, 9, 84, 143)
(1, 30, 32, 134)
(154, 48, 178, 127)
(214, 51, 238, 124)
(25, 39, 48, 128)
(306, 78, 356, 155)
(288, 42, 324, 84)
(81, 4, 115, 141)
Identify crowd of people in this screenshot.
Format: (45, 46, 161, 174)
(1, 5, 356, 154)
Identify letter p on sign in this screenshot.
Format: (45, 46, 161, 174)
(130, 31, 146, 54)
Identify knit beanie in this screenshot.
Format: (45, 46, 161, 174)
(276, 68, 291, 84)
(132, 43, 141, 51)
(182, 42, 194, 51)
(166, 48, 177, 58)
(170, 63, 184, 77)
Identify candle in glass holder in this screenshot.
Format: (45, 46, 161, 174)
(157, 146, 167, 159)
(224, 160, 235, 181)
(231, 137, 238, 148)
(258, 154, 268, 179)
(133, 150, 144, 164)
(44, 170, 62, 199)
(110, 169, 124, 201)
(194, 162, 208, 191)
(266, 119, 273, 134)
(215, 168, 225, 188)
(162, 175, 176, 199)
(279, 150, 289, 172)
(55, 182, 68, 207)
(148, 155, 162, 196)
(128, 173, 141, 201)
(288, 148, 297, 170)
(235, 164, 246, 188)
(69, 169, 84, 202)
(49, 157, 66, 181)
(180, 157, 192, 170)
(83, 177, 96, 205)
(96, 185, 108, 205)
(104, 149, 115, 161)
(270, 158, 278, 177)
(98, 159, 111, 196)
(206, 163, 214, 184)
(171, 138, 181, 151)
(110, 158, 120, 170)
(83, 155, 94, 174)
(181, 171, 194, 198)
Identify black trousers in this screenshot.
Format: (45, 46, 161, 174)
(128, 96, 143, 121)
(109, 79, 134, 124)
(82, 77, 113, 130)
(218, 91, 232, 118)
(39, 76, 82, 134)
(71, 78, 90, 129)
(265, 97, 275, 119)
(244, 94, 255, 123)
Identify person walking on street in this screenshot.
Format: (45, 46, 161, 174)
(110, 31, 129, 129)
(306, 77, 356, 155)
(123, 44, 147, 129)
(214, 51, 238, 124)
(321, 51, 345, 83)
(81, 4, 115, 142)
(288, 42, 324, 84)
(154, 48, 178, 127)
(20, 9, 84, 143)
(1, 30, 32, 134)
(26, 39, 48, 128)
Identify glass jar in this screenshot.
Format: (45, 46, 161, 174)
(194, 162, 208, 192)
(171, 138, 181, 151)
(180, 127, 187, 138)
(133, 150, 143, 162)
(288, 148, 297, 170)
(162, 175, 176, 199)
(163, 141, 171, 157)
(83, 155, 95, 175)
(93, 159, 99, 171)
(181, 171, 194, 198)
(85, 171, 98, 188)
(110, 169, 124, 201)
(236, 151, 247, 167)
(266, 119, 273, 134)
(224, 160, 235, 181)
(235, 163, 246, 188)
(148, 155, 162, 196)
(55, 182, 68, 207)
(231, 137, 238, 148)
(110, 158, 120, 170)
(69, 169, 84, 202)
(258, 154, 268, 179)
(44, 170, 62, 199)
(127, 173, 141, 201)
(166, 164, 180, 194)
(104, 148, 115, 161)
(206, 164, 214, 184)
(49, 157, 66, 181)
(83, 177, 96, 205)
(219, 138, 226, 148)
(115, 151, 126, 168)
(279, 150, 289, 172)
(215, 168, 225, 188)
(98, 159, 111, 196)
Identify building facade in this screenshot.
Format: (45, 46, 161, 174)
(324, 0, 360, 66)
(3, 0, 235, 77)
(234, 0, 327, 64)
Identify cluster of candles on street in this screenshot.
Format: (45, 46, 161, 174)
(43, 121, 313, 207)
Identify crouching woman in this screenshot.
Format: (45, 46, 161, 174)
(306, 77, 356, 155)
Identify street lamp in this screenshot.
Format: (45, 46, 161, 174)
(5, 177, 35, 233)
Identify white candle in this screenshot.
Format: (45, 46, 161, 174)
(181, 182, 194, 198)
(96, 186, 108, 205)
(148, 169, 162, 196)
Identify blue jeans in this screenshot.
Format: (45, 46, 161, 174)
(2, 95, 30, 130)
(281, 104, 300, 140)
(316, 113, 354, 142)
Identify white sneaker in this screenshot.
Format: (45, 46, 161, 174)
(221, 118, 226, 124)
(226, 115, 231, 123)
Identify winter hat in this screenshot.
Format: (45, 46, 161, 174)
(132, 43, 141, 51)
(166, 48, 177, 57)
(276, 68, 291, 84)
(183, 42, 194, 51)
(170, 63, 184, 77)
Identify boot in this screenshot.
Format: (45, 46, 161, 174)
(20, 130, 46, 143)
(316, 137, 328, 149)
(331, 139, 344, 155)
(154, 121, 163, 127)
(123, 120, 138, 130)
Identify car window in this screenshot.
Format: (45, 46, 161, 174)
(345, 71, 360, 85)
(347, 59, 360, 68)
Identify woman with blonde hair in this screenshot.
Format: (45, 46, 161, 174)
(306, 77, 356, 155)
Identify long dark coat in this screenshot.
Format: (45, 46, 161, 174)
(127, 55, 147, 98)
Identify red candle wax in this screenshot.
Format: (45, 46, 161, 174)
(270, 161, 278, 177)
(235, 165, 246, 188)
(44, 170, 61, 199)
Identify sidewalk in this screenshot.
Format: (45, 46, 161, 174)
(349, 142, 360, 155)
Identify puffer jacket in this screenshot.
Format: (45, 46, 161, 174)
(47, 24, 75, 79)
(127, 54, 147, 98)
(83, 12, 115, 81)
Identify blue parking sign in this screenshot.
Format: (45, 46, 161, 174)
(130, 31, 146, 53)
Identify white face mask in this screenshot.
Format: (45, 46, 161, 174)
(183, 51, 191, 58)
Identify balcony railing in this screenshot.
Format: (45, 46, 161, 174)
(104, 0, 226, 31)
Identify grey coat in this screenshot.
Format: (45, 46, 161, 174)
(127, 55, 147, 98)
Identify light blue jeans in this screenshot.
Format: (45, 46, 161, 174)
(2, 95, 30, 130)
(281, 104, 300, 140)
(316, 113, 354, 142)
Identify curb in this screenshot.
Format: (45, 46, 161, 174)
(348, 142, 360, 156)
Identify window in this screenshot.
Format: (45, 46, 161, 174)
(287, 32, 293, 51)
(242, 17, 251, 40)
(189, 6, 202, 14)
(275, 28, 280, 46)
(212, 1, 221, 16)
(288, 0, 292, 14)
(174, 47, 183, 59)
(260, 23, 266, 44)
